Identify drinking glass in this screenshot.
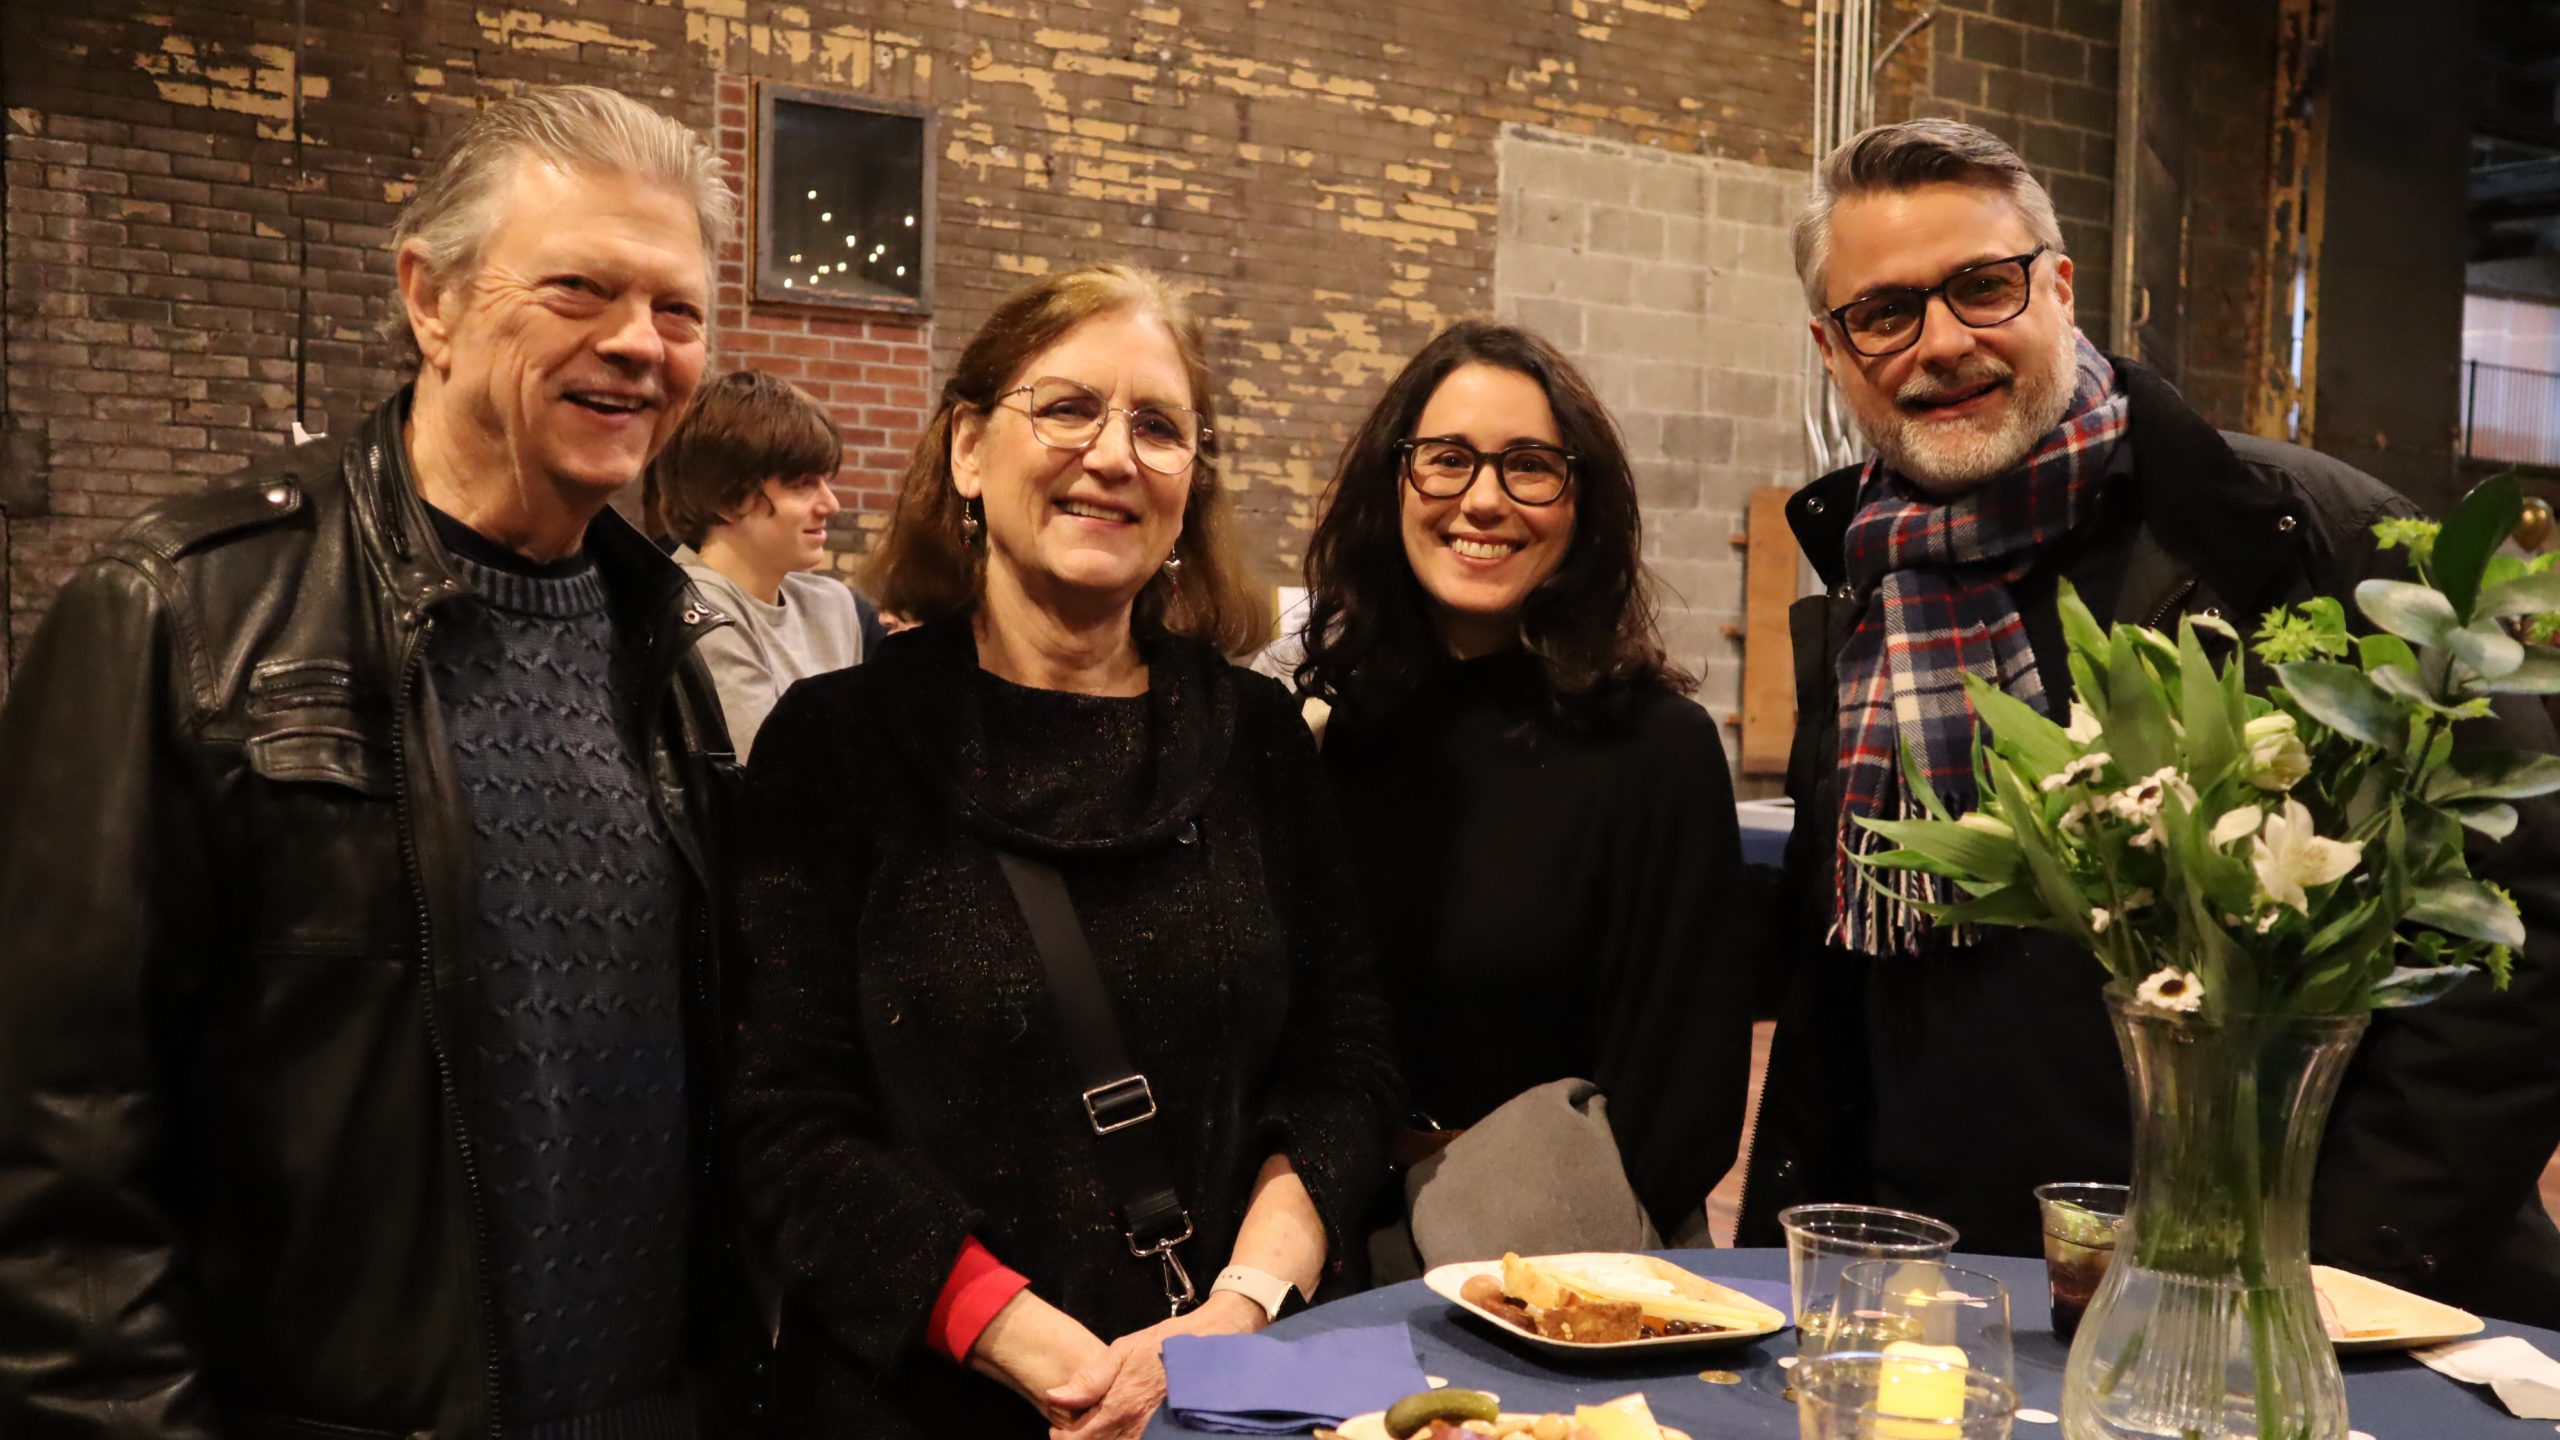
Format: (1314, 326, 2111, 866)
(1780, 1203, 1961, 1356)
(1827, 1259, 2015, 1388)
(1794, 1350, 2018, 1439)
(2033, 1181, 2129, 1342)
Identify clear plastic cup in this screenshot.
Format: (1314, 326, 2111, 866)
(2033, 1182, 2129, 1342)
(1779, 1203, 1961, 1358)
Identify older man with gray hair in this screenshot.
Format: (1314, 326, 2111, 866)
(0, 87, 757, 1438)
(1739, 117, 2560, 1327)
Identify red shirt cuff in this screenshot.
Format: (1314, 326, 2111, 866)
(927, 1237, 1032, 1363)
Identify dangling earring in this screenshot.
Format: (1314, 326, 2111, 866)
(960, 498, 982, 545)
(1161, 552, 1182, 580)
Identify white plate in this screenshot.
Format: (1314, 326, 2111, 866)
(2314, 1265, 2485, 1352)
(1421, 1254, 1789, 1358)
(1330, 1406, 1692, 1440)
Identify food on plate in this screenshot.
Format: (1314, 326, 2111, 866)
(1383, 1388, 1500, 1438)
(1371, 1390, 1674, 1440)
(1459, 1252, 1773, 1343)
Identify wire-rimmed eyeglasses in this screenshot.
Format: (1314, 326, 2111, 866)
(1825, 245, 2050, 357)
(1396, 437, 1575, 506)
(994, 376, 1208, 475)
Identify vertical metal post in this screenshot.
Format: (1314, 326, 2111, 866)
(2463, 358, 2478, 462)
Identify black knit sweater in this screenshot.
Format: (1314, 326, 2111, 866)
(1321, 652, 1755, 1239)
(729, 622, 1401, 1438)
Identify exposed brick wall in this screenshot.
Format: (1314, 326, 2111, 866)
(2181, 0, 2278, 432)
(706, 73, 929, 572)
(3, 0, 1827, 668)
(1923, 0, 2122, 346)
(4, 0, 2174, 718)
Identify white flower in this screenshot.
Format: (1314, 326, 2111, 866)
(2090, 906, 2115, 934)
(2249, 797, 2364, 914)
(2135, 967, 2206, 1014)
(2108, 766, 2196, 850)
(2064, 701, 2105, 746)
(2209, 806, 2265, 849)
(1956, 811, 2014, 840)
(2041, 750, 2113, 793)
(2092, 890, 2156, 936)
(2243, 713, 2313, 792)
(2059, 798, 2101, 835)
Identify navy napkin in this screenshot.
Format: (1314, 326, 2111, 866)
(1162, 1322, 1429, 1434)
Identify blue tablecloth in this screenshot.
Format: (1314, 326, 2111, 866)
(1146, 1248, 2560, 1438)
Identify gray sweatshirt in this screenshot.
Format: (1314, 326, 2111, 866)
(673, 547, 867, 761)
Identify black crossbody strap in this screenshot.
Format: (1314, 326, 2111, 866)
(994, 849, 1197, 1315)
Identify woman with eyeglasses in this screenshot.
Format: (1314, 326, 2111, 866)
(1297, 320, 1751, 1268)
(728, 264, 1399, 1440)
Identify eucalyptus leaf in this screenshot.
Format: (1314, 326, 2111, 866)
(2274, 660, 2408, 747)
(2355, 579, 2460, 649)
(2372, 964, 2478, 1008)
(2408, 878, 2527, 948)
(2499, 650, 2560, 694)
(2432, 473, 2523, 622)
(2358, 633, 2420, 673)
(2423, 749, 2560, 803)
(2476, 567, 2560, 620)
(2449, 621, 2528, 681)
(2370, 663, 2475, 716)
(2453, 802, 2520, 842)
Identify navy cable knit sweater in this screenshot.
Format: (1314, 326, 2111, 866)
(426, 509, 691, 1440)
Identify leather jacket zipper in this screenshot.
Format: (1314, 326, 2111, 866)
(2145, 576, 2199, 631)
(392, 604, 509, 1440)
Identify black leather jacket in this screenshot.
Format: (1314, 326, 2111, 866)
(0, 393, 747, 1440)
(1739, 358, 2560, 1326)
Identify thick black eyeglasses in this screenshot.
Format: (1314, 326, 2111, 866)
(1826, 245, 2049, 357)
(995, 376, 1208, 475)
(1396, 437, 1575, 506)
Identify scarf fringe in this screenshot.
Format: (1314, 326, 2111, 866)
(1829, 794, 1975, 957)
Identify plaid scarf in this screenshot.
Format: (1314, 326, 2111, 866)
(1831, 335, 2129, 956)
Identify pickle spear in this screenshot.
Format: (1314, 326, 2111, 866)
(1381, 1388, 1500, 1438)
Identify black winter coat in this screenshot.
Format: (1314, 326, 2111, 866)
(0, 394, 752, 1440)
(1738, 359, 2560, 1327)
(728, 622, 1401, 1438)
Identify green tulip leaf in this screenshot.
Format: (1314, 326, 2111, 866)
(2179, 619, 2239, 783)
(1958, 673, 2078, 779)
(1855, 815, 2021, 880)
(2432, 474, 2523, 622)
(2106, 639, 2178, 774)
(1897, 739, 1955, 823)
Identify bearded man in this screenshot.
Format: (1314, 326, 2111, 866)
(1737, 118, 2560, 1328)
(0, 87, 759, 1438)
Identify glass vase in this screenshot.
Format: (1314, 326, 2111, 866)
(2059, 989, 2367, 1440)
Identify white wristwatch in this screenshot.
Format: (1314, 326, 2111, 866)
(1210, 1264, 1298, 1322)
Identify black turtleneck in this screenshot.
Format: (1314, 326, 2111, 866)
(1320, 652, 1755, 1237)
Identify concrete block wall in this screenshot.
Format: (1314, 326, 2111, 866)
(1923, 0, 2121, 346)
(1495, 127, 1811, 754)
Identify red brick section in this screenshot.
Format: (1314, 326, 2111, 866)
(707, 74, 929, 567)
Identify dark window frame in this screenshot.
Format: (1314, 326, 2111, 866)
(753, 81, 936, 317)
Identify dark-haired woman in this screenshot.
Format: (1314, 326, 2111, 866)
(1298, 320, 1751, 1258)
(730, 264, 1399, 1439)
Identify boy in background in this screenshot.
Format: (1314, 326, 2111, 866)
(654, 370, 879, 759)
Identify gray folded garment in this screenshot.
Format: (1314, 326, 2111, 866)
(1406, 1076, 1663, 1270)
